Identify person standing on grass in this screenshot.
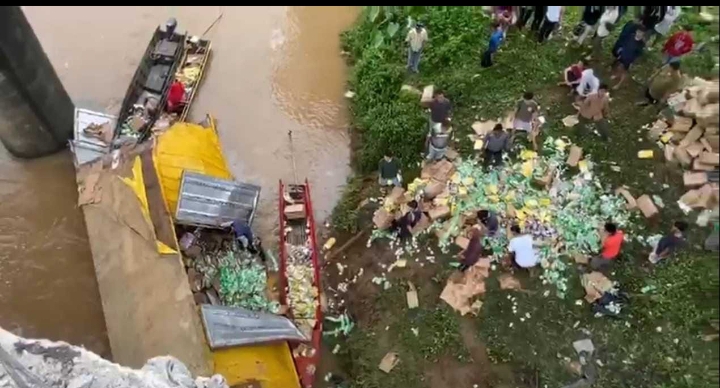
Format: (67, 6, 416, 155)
(649, 6, 681, 47)
(483, 124, 511, 168)
(576, 6, 604, 45)
(378, 151, 402, 187)
(426, 122, 452, 162)
(638, 61, 683, 106)
(661, 25, 695, 66)
(394, 200, 423, 240)
(612, 17, 642, 58)
(593, 6, 620, 53)
(422, 89, 452, 129)
(513, 91, 539, 133)
(576, 83, 611, 140)
(405, 22, 428, 74)
(507, 224, 539, 270)
(481, 22, 505, 68)
(640, 6, 667, 38)
(538, 6, 562, 43)
(590, 222, 624, 272)
(648, 221, 688, 264)
(516, 5, 534, 30)
(611, 27, 646, 90)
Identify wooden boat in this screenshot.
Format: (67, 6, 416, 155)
(116, 24, 212, 142)
(115, 26, 185, 140)
(278, 180, 323, 388)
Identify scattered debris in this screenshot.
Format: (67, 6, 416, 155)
(378, 352, 400, 373)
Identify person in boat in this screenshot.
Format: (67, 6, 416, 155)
(166, 80, 186, 114)
(164, 17, 178, 37)
(230, 219, 257, 253)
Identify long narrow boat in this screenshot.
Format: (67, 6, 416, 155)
(278, 180, 323, 388)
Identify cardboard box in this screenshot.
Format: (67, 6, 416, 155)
(406, 282, 419, 309)
(704, 135, 720, 152)
(421, 85, 434, 103)
(701, 138, 714, 152)
(699, 151, 719, 166)
(284, 204, 306, 220)
(693, 159, 716, 171)
(696, 103, 720, 128)
(636, 195, 659, 218)
(455, 236, 470, 250)
(445, 148, 459, 160)
(669, 115, 693, 132)
(679, 127, 704, 148)
(705, 126, 719, 135)
(472, 120, 497, 136)
(684, 171, 708, 187)
(674, 146, 693, 167)
(681, 98, 702, 118)
(429, 205, 451, 221)
(686, 142, 705, 158)
(432, 160, 456, 182)
(379, 352, 400, 373)
(664, 144, 675, 162)
(423, 180, 446, 199)
(373, 208, 394, 229)
(614, 187, 637, 210)
(567, 145, 583, 167)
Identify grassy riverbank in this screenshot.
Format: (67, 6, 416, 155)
(325, 7, 719, 388)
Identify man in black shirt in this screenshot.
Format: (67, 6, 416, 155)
(378, 151, 402, 187)
(648, 220, 688, 264)
(422, 89, 452, 129)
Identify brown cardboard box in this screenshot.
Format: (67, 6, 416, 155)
(432, 160, 456, 182)
(406, 282, 419, 309)
(455, 236, 470, 250)
(566, 145, 583, 167)
(693, 159, 716, 171)
(664, 144, 676, 162)
(636, 195, 659, 218)
(669, 115, 693, 132)
(696, 184, 715, 209)
(614, 187, 637, 210)
(681, 98, 702, 118)
(696, 103, 720, 128)
(429, 205, 451, 221)
(679, 189, 701, 208)
(378, 352, 400, 373)
(472, 120, 497, 136)
(424, 180, 446, 199)
(445, 148, 459, 160)
(373, 208, 394, 229)
(284, 204, 306, 220)
(386, 187, 406, 204)
(705, 126, 719, 135)
(679, 127, 704, 148)
(674, 146, 693, 166)
(535, 166, 555, 188)
(684, 171, 709, 187)
(699, 151, 720, 166)
(704, 135, 720, 152)
(701, 138, 714, 152)
(421, 85, 434, 103)
(686, 142, 705, 158)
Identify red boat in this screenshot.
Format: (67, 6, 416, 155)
(278, 180, 322, 388)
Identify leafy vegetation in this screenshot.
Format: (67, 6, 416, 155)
(331, 6, 719, 388)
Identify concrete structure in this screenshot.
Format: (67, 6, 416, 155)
(0, 6, 74, 158)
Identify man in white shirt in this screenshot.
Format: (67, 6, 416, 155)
(405, 22, 428, 73)
(650, 6, 681, 46)
(507, 225, 539, 269)
(539, 6, 562, 43)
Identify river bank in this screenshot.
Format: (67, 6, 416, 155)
(321, 6, 719, 387)
(1, 6, 359, 360)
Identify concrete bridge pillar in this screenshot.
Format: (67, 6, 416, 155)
(0, 6, 74, 158)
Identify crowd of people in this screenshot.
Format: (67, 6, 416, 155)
(385, 6, 698, 274)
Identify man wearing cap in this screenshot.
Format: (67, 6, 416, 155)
(405, 22, 428, 73)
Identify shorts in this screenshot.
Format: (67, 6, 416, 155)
(426, 143, 447, 161)
(513, 118, 533, 132)
(613, 58, 632, 71)
(662, 53, 681, 65)
(379, 176, 401, 187)
(645, 88, 659, 104)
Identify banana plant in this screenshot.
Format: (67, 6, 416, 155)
(364, 6, 428, 49)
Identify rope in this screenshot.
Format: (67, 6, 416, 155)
(287, 130, 299, 185)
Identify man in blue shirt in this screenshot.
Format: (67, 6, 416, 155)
(611, 27, 646, 89)
(231, 219, 257, 253)
(481, 22, 504, 68)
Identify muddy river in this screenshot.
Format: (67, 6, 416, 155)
(0, 6, 358, 357)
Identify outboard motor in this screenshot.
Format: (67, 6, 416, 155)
(164, 17, 178, 38)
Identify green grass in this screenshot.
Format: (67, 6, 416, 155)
(328, 6, 719, 388)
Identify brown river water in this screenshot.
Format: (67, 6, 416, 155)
(0, 6, 358, 358)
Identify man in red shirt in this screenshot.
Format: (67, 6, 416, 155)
(166, 80, 185, 113)
(662, 25, 694, 66)
(590, 222, 625, 272)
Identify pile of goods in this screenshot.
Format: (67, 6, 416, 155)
(372, 136, 634, 299)
(180, 230, 278, 313)
(172, 36, 209, 105)
(285, 243, 320, 339)
(645, 77, 719, 213)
